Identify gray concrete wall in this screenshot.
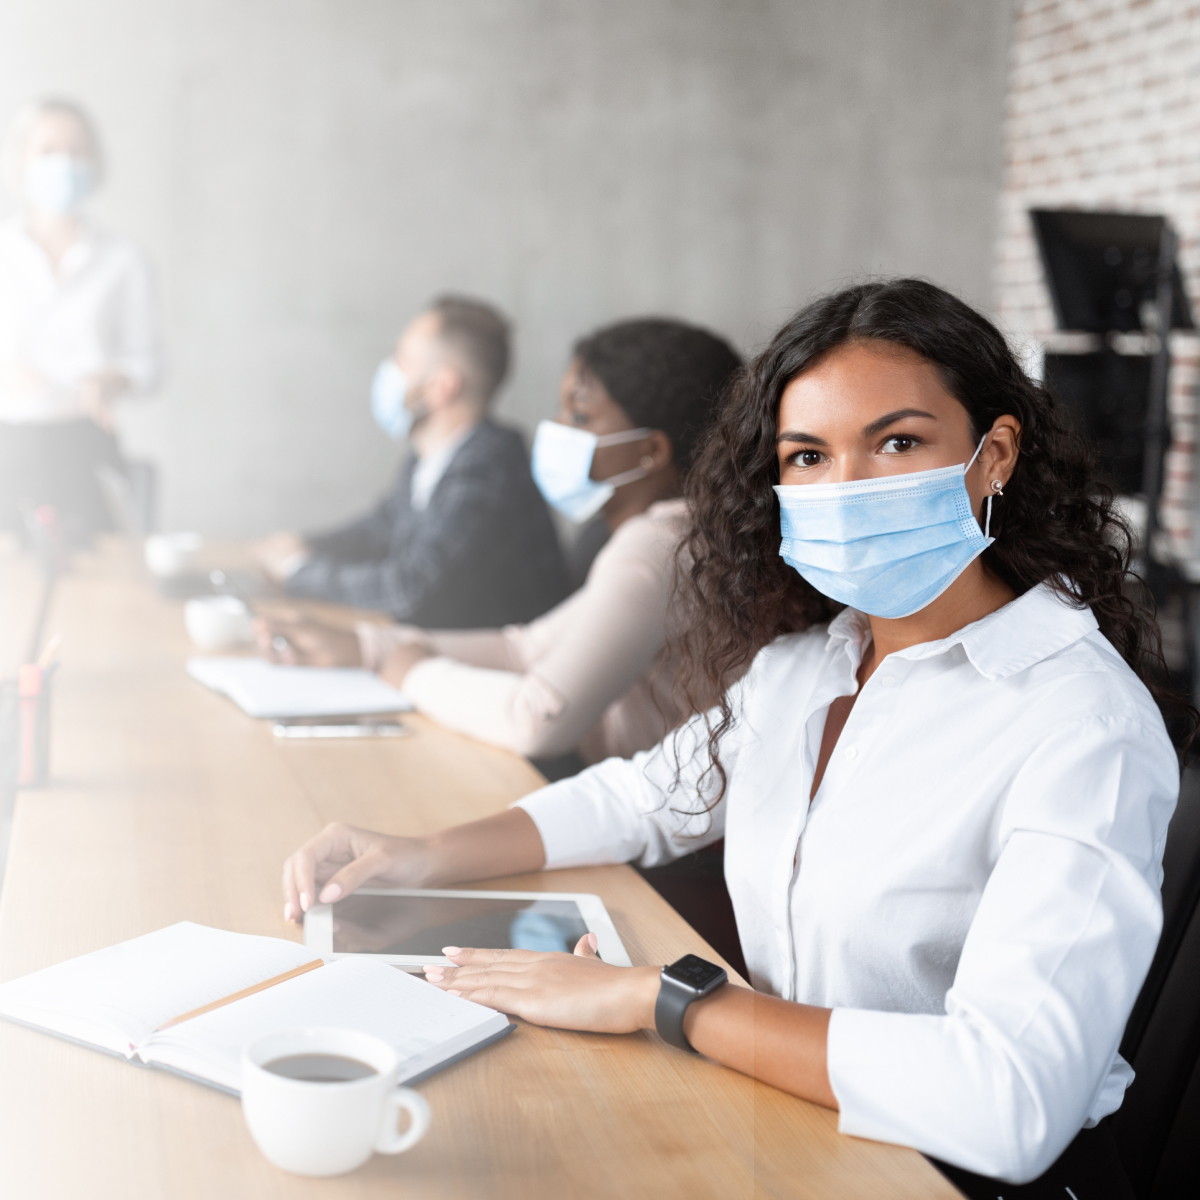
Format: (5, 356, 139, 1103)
(0, 0, 1013, 536)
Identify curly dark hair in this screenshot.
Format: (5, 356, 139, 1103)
(574, 319, 742, 469)
(673, 277, 1189, 804)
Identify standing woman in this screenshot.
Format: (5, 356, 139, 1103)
(0, 98, 161, 542)
(282, 280, 1183, 1186)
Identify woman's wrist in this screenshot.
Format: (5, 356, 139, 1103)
(630, 965, 663, 1031)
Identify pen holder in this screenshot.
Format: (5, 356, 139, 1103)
(13, 664, 54, 788)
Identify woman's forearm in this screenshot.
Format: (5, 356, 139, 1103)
(419, 807, 547, 886)
(682, 985, 837, 1110)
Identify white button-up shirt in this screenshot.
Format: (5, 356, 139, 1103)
(516, 582, 1179, 1183)
(0, 216, 161, 423)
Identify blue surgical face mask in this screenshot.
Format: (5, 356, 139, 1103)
(531, 419, 654, 522)
(774, 437, 994, 619)
(370, 359, 425, 440)
(23, 154, 94, 215)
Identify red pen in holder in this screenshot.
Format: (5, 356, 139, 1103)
(17, 662, 54, 788)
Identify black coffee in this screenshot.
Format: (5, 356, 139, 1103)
(263, 1053, 378, 1083)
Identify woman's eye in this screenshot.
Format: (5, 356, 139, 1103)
(789, 450, 824, 468)
(881, 435, 918, 454)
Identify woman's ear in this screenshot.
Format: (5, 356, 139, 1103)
(986, 416, 1021, 488)
(645, 430, 674, 472)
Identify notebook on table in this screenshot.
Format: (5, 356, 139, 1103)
(187, 657, 412, 719)
(0, 923, 511, 1096)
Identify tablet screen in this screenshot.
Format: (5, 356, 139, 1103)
(331, 894, 591, 956)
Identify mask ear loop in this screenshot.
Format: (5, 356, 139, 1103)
(966, 434, 996, 539)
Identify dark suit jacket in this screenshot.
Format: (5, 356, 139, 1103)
(288, 420, 568, 627)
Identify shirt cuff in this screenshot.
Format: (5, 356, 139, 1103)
(355, 622, 431, 671)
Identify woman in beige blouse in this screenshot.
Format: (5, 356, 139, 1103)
(261, 318, 741, 768)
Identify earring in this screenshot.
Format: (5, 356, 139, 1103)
(984, 480, 1003, 539)
(640, 455, 655, 471)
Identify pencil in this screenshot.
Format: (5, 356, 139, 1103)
(155, 958, 324, 1032)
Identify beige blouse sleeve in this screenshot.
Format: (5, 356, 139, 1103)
(396, 507, 685, 758)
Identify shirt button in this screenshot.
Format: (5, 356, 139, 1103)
(845, 745, 858, 759)
(880, 676, 896, 688)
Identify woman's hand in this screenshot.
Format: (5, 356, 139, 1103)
(257, 614, 362, 667)
(282, 809, 548, 925)
(282, 822, 430, 922)
(422, 936, 661, 1035)
(378, 641, 432, 688)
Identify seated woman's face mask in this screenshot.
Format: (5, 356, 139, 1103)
(531, 420, 654, 523)
(774, 436, 993, 619)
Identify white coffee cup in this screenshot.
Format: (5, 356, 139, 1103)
(184, 595, 256, 650)
(242, 1027, 430, 1177)
(145, 532, 203, 577)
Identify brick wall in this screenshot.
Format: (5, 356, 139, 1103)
(994, 0, 1200, 560)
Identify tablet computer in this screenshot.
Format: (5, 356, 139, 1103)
(304, 888, 632, 970)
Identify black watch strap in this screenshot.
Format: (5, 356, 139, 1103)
(655, 956, 727, 1052)
(655, 972, 699, 1052)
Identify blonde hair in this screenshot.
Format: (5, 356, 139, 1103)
(2, 97, 104, 196)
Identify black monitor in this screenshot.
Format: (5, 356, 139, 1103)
(1030, 210, 1194, 333)
(1042, 351, 1151, 494)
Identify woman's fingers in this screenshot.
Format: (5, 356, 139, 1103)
(574, 932, 600, 957)
(317, 846, 393, 903)
(284, 824, 426, 923)
(282, 822, 357, 918)
(419, 946, 660, 1034)
(282, 857, 300, 923)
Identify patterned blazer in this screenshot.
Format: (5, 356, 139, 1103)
(288, 420, 568, 628)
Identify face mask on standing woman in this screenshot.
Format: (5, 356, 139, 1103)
(23, 154, 94, 215)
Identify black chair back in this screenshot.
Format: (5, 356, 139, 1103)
(1111, 762, 1200, 1196)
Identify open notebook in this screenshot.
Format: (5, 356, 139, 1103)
(187, 657, 412, 719)
(0, 923, 511, 1096)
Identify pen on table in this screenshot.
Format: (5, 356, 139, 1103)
(155, 958, 324, 1032)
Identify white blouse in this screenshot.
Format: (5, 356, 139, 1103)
(0, 216, 161, 423)
(515, 582, 1179, 1183)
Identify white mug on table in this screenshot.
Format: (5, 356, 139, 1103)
(242, 1027, 431, 1176)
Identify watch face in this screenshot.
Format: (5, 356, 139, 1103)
(665, 954, 726, 991)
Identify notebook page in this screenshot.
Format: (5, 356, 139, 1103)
(145, 957, 507, 1092)
(0, 923, 314, 1055)
(187, 658, 411, 718)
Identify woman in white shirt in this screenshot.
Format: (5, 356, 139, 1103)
(280, 279, 1183, 1185)
(0, 98, 160, 541)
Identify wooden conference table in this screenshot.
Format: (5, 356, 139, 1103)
(0, 538, 960, 1200)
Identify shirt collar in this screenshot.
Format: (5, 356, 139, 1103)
(5, 216, 99, 278)
(827, 581, 1100, 681)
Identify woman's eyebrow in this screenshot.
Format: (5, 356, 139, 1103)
(862, 408, 937, 437)
(777, 430, 828, 446)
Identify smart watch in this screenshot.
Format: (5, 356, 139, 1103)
(655, 954, 728, 1052)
